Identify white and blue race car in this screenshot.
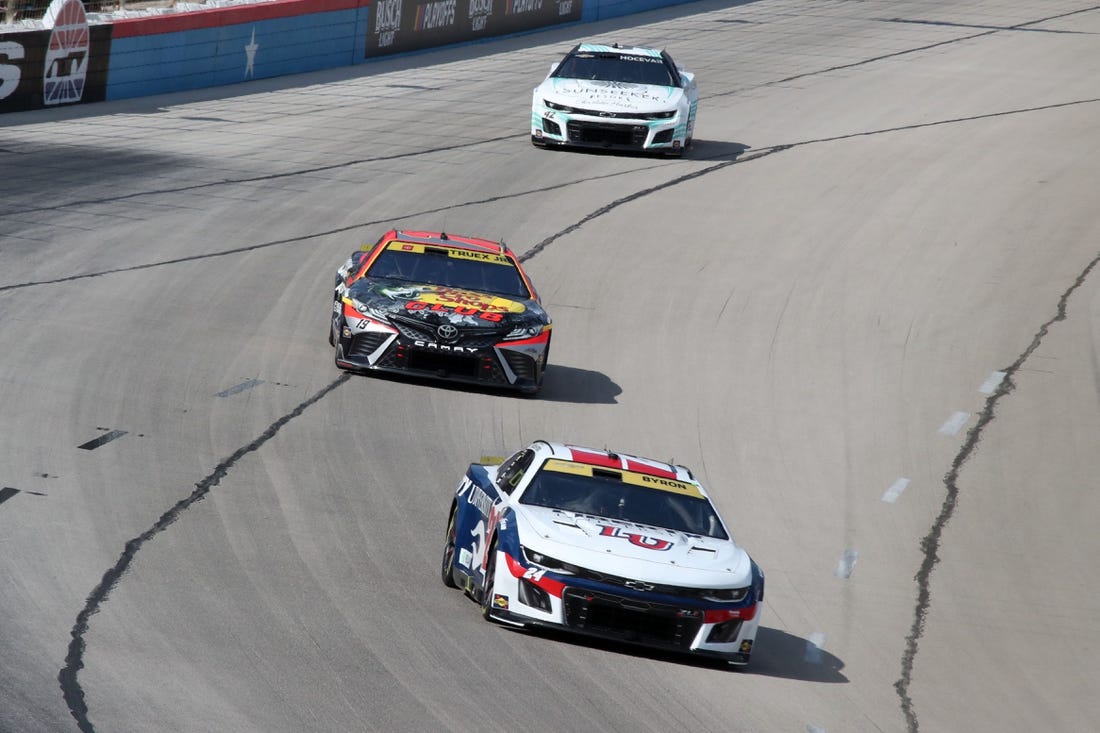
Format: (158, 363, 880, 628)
(531, 43, 699, 156)
(441, 441, 764, 666)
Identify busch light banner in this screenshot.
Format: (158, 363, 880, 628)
(0, 0, 111, 113)
(367, 0, 582, 58)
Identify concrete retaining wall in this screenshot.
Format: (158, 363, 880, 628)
(0, 0, 701, 113)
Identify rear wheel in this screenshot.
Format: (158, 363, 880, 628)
(480, 542, 498, 622)
(441, 506, 458, 588)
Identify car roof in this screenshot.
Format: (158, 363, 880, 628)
(350, 228, 539, 301)
(530, 440, 702, 490)
(574, 42, 663, 57)
(383, 228, 512, 257)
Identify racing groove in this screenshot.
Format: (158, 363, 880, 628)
(2, 0, 1100, 731)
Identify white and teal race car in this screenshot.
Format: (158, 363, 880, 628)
(531, 43, 699, 157)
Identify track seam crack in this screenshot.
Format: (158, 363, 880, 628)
(520, 146, 791, 262)
(895, 249, 1100, 732)
(703, 4, 1100, 102)
(0, 163, 667, 294)
(57, 373, 351, 732)
(9, 90, 1091, 296)
(0, 134, 520, 220)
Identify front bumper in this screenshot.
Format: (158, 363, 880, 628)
(333, 309, 548, 394)
(531, 104, 686, 154)
(489, 550, 761, 664)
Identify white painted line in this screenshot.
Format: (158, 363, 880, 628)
(805, 632, 826, 663)
(882, 477, 910, 503)
(979, 371, 1007, 394)
(938, 411, 970, 436)
(834, 549, 858, 579)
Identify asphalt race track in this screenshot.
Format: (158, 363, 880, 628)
(2, 0, 1099, 731)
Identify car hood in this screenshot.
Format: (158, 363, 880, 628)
(514, 505, 752, 588)
(347, 278, 546, 327)
(539, 78, 683, 114)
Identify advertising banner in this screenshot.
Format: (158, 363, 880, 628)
(0, 0, 111, 113)
(366, 0, 582, 58)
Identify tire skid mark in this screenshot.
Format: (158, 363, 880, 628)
(702, 4, 1100, 102)
(774, 98, 1100, 149)
(895, 249, 1100, 732)
(0, 164, 667, 295)
(58, 373, 351, 733)
(520, 146, 790, 262)
(1, 135, 520, 220)
(517, 91, 1099, 258)
(9, 92, 1097, 297)
(880, 17, 1091, 34)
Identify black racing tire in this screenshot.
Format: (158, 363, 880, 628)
(441, 505, 459, 588)
(537, 332, 552, 388)
(480, 541, 498, 622)
(328, 312, 336, 346)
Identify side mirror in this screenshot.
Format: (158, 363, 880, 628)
(342, 251, 369, 285)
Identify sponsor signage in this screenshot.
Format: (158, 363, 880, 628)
(366, 0, 582, 57)
(0, 0, 110, 113)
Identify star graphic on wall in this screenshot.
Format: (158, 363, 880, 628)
(244, 28, 259, 78)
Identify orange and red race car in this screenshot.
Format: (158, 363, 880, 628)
(331, 229, 552, 395)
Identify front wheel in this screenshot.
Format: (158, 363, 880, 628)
(329, 297, 340, 346)
(480, 542, 498, 622)
(441, 506, 458, 588)
(537, 333, 552, 388)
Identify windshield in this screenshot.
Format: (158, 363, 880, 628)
(365, 246, 531, 299)
(519, 462, 728, 540)
(552, 52, 676, 87)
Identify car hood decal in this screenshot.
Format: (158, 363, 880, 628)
(542, 78, 681, 113)
(348, 279, 546, 327)
(516, 506, 751, 585)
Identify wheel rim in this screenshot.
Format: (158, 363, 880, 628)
(441, 509, 457, 586)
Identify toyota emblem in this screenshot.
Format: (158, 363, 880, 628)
(436, 324, 459, 342)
